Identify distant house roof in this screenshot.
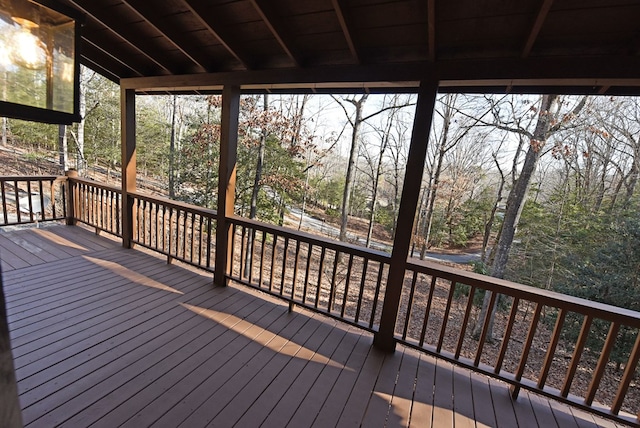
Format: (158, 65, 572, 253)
(58, 0, 640, 94)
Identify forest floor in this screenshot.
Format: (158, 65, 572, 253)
(2, 143, 638, 422)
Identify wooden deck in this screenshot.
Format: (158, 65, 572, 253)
(0, 224, 626, 428)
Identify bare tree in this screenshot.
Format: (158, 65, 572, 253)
(332, 95, 414, 243)
(474, 94, 587, 339)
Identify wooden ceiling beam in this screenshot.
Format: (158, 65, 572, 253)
(427, 0, 436, 61)
(120, 57, 640, 94)
(331, 0, 360, 63)
(522, 0, 555, 58)
(65, 0, 175, 74)
(249, 0, 302, 67)
(120, 0, 211, 72)
(181, 0, 252, 70)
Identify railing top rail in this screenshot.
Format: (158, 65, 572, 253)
(69, 177, 120, 193)
(408, 257, 640, 327)
(130, 190, 217, 217)
(0, 175, 65, 182)
(229, 214, 391, 263)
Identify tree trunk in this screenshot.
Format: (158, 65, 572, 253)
(76, 73, 86, 175)
(1, 117, 7, 146)
(169, 95, 177, 198)
(58, 125, 68, 172)
(474, 94, 558, 340)
(245, 94, 268, 277)
(340, 95, 367, 242)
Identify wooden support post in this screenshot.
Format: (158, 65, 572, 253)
(121, 88, 136, 249)
(373, 77, 439, 352)
(214, 85, 240, 287)
(65, 169, 77, 225)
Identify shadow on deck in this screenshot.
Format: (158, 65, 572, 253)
(0, 224, 626, 427)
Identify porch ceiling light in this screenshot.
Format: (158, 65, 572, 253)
(9, 17, 47, 70)
(0, 0, 82, 124)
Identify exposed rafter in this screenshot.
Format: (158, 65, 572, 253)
(80, 55, 120, 83)
(331, 0, 360, 63)
(82, 36, 144, 78)
(65, 0, 175, 74)
(249, 0, 302, 67)
(120, 0, 210, 72)
(181, 0, 252, 70)
(522, 0, 555, 58)
(427, 0, 436, 61)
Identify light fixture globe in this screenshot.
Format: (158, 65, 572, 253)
(0, 0, 82, 124)
(9, 24, 47, 70)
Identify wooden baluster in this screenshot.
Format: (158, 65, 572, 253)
(1, 181, 8, 224)
(269, 234, 278, 291)
(302, 243, 313, 305)
(206, 217, 212, 269)
(167, 208, 174, 264)
(181, 209, 187, 259)
(611, 331, 640, 415)
(354, 258, 368, 324)
(198, 216, 204, 266)
(474, 291, 498, 367)
(538, 308, 566, 388)
(26, 180, 34, 222)
(280, 237, 289, 296)
(341, 254, 354, 318)
(38, 180, 45, 221)
(190, 213, 196, 263)
(495, 297, 520, 374)
(402, 271, 418, 341)
(419, 275, 438, 347)
(369, 262, 385, 329)
(561, 315, 593, 398)
(13, 180, 20, 223)
(248, 228, 256, 283)
(585, 322, 620, 405)
(315, 247, 326, 308)
(229, 223, 237, 277)
(436, 281, 458, 353)
(292, 240, 301, 301)
(511, 303, 542, 399)
(455, 285, 477, 359)
(259, 230, 266, 287)
(239, 226, 247, 280)
(328, 250, 339, 311)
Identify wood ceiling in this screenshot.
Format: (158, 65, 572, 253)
(54, 0, 640, 94)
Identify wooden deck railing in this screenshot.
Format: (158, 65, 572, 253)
(399, 259, 640, 425)
(1, 175, 638, 426)
(0, 176, 67, 226)
(129, 191, 216, 271)
(226, 215, 389, 331)
(72, 178, 122, 236)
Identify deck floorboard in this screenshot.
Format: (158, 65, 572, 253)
(0, 224, 629, 428)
